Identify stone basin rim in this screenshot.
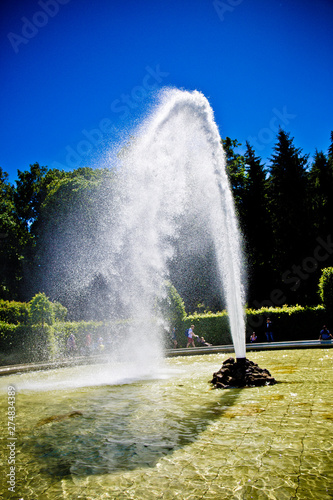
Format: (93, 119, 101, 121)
(0, 340, 332, 377)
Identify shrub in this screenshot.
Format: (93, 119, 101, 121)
(0, 321, 19, 350)
(318, 267, 333, 322)
(157, 281, 186, 336)
(0, 297, 67, 325)
(178, 305, 326, 347)
(29, 292, 54, 326)
(0, 300, 29, 324)
(180, 311, 232, 347)
(246, 304, 326, 342)
(52, 301, 68, 322)
(53, 320, 105, 355)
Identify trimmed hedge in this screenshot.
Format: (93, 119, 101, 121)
(0, 304, 329, 364)
(0, 322, 56, 362)
(53, 321, 106, 354)
(178, 311, 232, 347)
(246, 305, 326, 342)
(0, 300, 29, 324)
(0, 319, 128, 363)
(176, 304, 326, 347)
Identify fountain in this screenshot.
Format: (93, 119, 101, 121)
(117, 88, 247, 360)
(116, 88, 275, 386)
(31, 87, 246, 384)
(0, 90, 328, 499)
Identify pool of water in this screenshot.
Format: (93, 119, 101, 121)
(1, 349, 333, 499)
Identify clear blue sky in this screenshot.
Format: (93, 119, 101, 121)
(1, 0, 332, 182)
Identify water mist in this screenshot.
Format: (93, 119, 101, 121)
(117, 88, 246, 360)
(38, 87, 246, 387)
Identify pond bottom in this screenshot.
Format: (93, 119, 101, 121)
(0, 349, 332, 499)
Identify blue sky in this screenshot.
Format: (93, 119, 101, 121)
(1, 0, 332, 183)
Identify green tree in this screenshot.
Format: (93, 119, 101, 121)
(243, 142, 273, 303)
(14, 163, 48, 229)
(29, 292, 54, 327)
(31, 168, 118, 319)
(221, 137, 246, 224)
(318, 267, 333, 323)
(52, 301, 68, 322)
(327, 131, 333, 163)
(308, 148, 333, 237)
(13, 163, 69, 300)
(0, 168, 26, 299)
(268, 129, 310, 297)
(158, 281, 186, 334)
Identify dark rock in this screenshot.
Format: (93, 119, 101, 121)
(210, 357, 277, 388)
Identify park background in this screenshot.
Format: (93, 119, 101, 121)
(0, 0, 332, 362)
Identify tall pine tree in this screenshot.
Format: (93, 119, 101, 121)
(308, 149, 333, 237)
(243, 142, 272, 304)
(268, 129, 310, 302)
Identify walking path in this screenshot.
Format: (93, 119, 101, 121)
(168, 339, 333, 357)
(0, 340, 331, 376)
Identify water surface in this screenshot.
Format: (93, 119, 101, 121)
(1, 349, 332, 499)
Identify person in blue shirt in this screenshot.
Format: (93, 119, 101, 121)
(186, 325, 198, 347)
(265, 318, 274, 342)
(319, 325, 332, 341)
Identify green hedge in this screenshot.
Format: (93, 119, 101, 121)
(178, 311, 232, 347)
(0, 319, 127, 363)
(0, 300, 30, 324)
(0, 321, 18, 348)
(53, 321, 106, 353)
(246, 305, 326, 342)
(0, 304, 329, 365)
(176, 305, 326, 347)
(318, 267, 333, 323)
(0, 322, 56, 362)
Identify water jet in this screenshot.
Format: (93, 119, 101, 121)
(117, 88, 247, 363)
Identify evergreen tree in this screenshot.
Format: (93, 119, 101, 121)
(243, 142, 273, 303)
(306, 133, 333, 301)
(308, 149, 333, 237)
(327, 131, 333, 163)
(268, 129, 310, 301)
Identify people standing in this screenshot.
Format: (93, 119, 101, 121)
(67, 333, 76, 355)
(265, 318, 274, 342)
(85, 333, 92, 354)
(170, 327, 178, 348)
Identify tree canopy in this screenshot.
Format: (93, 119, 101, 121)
(1, 129, 332, 316)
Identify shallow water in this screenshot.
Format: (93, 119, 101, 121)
(1, 349, 333, 499)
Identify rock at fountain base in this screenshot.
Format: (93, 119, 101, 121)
(210, 357, 277, 389)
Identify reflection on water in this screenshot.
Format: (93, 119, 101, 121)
(22, 378, 236, 477)
(1, 350, 333, 499)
